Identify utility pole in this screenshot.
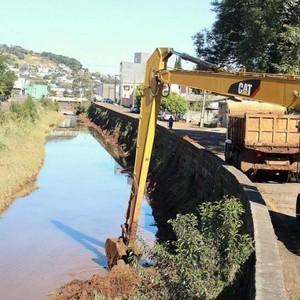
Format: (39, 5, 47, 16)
(132, 74, 136, 107)
(114, 74, 119, 103)
(200, 91, 207, 127)
(114, 76, 117, 102)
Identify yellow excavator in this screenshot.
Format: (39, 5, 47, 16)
(105, 47, 300, 269)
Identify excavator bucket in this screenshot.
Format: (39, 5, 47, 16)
(105, 238, 128, 270)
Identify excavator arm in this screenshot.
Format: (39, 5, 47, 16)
(105, 47, 300, 269)
(105, 48, 171, 269)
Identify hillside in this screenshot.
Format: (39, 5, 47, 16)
(0, 44, 117, 99)
(0, 44, 82, 71)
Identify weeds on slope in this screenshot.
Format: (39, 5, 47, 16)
(0, 97, 64, 213)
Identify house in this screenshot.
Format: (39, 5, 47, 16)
(24, 84, 48, 99)
(13, 77, 26, 96)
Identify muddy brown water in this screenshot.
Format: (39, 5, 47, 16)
(0, 121, 156, 299)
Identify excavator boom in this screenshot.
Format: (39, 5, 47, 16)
(157, 69, 300, 109)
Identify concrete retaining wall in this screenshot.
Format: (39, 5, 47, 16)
(88, 103, 287, 300)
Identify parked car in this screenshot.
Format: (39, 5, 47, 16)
(130, 105, 140, 113)
(103, 98, 114, 104)
(158, 111, 173, 121)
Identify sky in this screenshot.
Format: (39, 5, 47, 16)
(0, 0, 216, 75)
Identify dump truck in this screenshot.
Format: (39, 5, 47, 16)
(225, 111, 300, 181)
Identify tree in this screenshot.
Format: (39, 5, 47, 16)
(161, 92, 189, 116)
(193, 0, 300, 73)
(0, 56, 17, 99)
(174, 57, 182, 69)
(134, 84, 143, 107)
(274, 24, 300, 73)
(72, 71, 93, 99)
(41, 52, 82, 71)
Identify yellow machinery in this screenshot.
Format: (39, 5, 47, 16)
(105, 47, 300, 269)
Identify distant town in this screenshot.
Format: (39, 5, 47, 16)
(2, 45, 202, 106)
(1, 44, 228, 126)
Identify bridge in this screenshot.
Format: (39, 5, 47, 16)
(53, 97, 87, 115)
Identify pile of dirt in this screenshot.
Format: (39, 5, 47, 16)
(49, 267, 140, 300)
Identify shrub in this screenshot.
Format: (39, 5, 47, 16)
(75, 101, 91, 115)
(0, 110, 8, 125)
(133, 196, 254, 300)
(10, 96, 39, 124)
(39, 98, 59, 111)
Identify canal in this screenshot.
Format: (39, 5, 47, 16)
(0, 119, 156, 299)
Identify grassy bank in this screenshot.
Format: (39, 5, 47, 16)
(0, 99, 65, 214)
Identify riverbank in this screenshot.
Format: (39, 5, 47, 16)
(0, 110, 65, 214)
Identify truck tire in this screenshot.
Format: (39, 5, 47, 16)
(294, 173, 300, 183)
(248, 170, 257, 181)
(232, 151, 241, 169)
(278, 171, 290, 183)
(224, 143, 233, 164)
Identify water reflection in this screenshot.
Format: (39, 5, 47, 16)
(48, 116, 81, 139)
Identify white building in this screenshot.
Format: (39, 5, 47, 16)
(119, 52, 150, 107)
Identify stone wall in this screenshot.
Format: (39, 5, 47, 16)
(87, 103, 287, 300)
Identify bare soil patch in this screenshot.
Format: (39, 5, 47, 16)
(49, 267, 140, 300)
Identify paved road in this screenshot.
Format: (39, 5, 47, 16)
(107, 102, 227, 157)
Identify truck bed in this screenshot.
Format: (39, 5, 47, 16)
(228, 114, 300, 152)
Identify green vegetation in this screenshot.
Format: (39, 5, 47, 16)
(72, 71, 94, 99)
(75, 101, 91, 115)
(193, 0, 300, 73)
(0, 44, 33, 59)
(0, 55, 17, 99)
(161, 92, 190, 115)
(41, 51, 82, 71)
(134, 84, 143, 107)
(39, 98, 59, 111)
(0, 98, 65, 213)
(132, 196, 254, 300)
(0, 44, 82, 71)
(10, 96, 39, 124)
(134, 86, 190, 115)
